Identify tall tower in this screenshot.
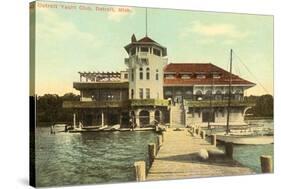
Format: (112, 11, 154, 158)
(124, 34, 168, 100)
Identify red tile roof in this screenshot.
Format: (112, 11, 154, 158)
(137, 36, 157, 43)
(164, 63, 255, 86)
(124, 35, 167, 56)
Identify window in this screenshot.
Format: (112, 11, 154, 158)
(146, 88, 150, 99)
(195, 90, 203, 100)
(140, 58, 148, 65)
(185, 90, 193, 100)
(181, 74, 191, 79)
(234, 90, 243, 101)
(131, 89, 134, 99)
(140, 47, 149, 52)
(153, 48, 161, 56)
(156, 69, 159, 80)
(124, 73, 128, 79)
(139, 68, 143, 80)
(202, 111, 215, 122)
(215, 90, 223, 100)
(139, 88, 143, 99)
(146, 67, 150, 80)
(131, 69, 134, 81)
(131, 48, 136, 55)
(205, 90, 212, 100)
(196, 75, 206, 79)
(165, 74, 175, 79)
(213, 74, 221, 79)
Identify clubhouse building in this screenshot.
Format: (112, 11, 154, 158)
(63, 34, 255, 128)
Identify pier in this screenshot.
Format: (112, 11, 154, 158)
(135, 128, 255, 181)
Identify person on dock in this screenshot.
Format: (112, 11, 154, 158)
(50, 125, 55, 135)
(129, 117, 135, 131)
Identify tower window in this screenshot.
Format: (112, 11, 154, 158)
(139, 68, 143, 80)
(124, 73, 128, 79)
(146, 88, 150, 99)
(153, 48, 161, 56)
(140, 58, 148, 65)
(156, 69, 159, 80)
(140, 47, 149, 52)
(131, 69, 134, 81)
(139, 88, 143, 99)
(146, 67, 150, 80)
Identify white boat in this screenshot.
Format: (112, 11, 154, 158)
(104, 124, 121, 131)
(216, 134, 273, 145)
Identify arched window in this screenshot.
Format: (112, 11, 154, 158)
(215, 90, 223, 100)
(155, 69, 159, 80)
(195, 90, 203, 100)
(205, 90, 212, 100)
(234, 90, 243, 101)
(139, 67, 143, 80)
(146, 67, 150, 80)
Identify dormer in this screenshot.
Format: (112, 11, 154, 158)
(196, 72, 206, 79)
(164, 72, 176, 79)
(212, 72, 221, 79)
(180, 72, 193, 79)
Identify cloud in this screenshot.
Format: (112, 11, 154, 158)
(107, 7, 135, 22)
(181, 21, 249, 40)
(37, 9, 101, 48)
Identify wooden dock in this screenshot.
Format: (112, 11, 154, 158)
(146, 128, 255, 181)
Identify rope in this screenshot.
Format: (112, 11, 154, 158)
(232, 51, 270, 94)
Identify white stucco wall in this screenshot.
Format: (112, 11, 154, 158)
(127, 49, 167, 99)
(186, 108, 245, 127)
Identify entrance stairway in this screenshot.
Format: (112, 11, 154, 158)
(170, 103, 185, 128)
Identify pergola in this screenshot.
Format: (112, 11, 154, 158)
(78, 71, 121, 82)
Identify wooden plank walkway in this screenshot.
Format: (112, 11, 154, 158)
(146, 128, 255, 181)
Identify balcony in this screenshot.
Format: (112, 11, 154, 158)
(184, 100, 255, 108)
(130, 99, 169, 107)
(63, 100, 129, 109)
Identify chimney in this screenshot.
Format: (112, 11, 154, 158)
(131, 34, 137, 42)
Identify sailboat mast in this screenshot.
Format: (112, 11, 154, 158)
(208, 66, 214, 129)
(145, 8, 148, 37)
(226, 49, 233, 134)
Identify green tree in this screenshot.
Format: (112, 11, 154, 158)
(36, 93, 80, 125)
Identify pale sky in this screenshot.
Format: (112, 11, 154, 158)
(34, 1, 273, 96)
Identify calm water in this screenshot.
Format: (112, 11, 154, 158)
(36, 130, 157, 187)
(234, 119, 274, 173)
(35, 119, 273, 187)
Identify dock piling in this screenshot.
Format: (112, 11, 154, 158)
(225, 142, 233, 159)
(134, 161, 146, 181)
(260, 155, 273, 173)
(211, 134, 216, 146)
(148, 143, 156, 167)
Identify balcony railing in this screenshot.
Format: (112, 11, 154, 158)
(184, 100, 255, 108)
(63, 100, 129, 109)
(73, 82, 129, 89)
(130, 99, 169, 107)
